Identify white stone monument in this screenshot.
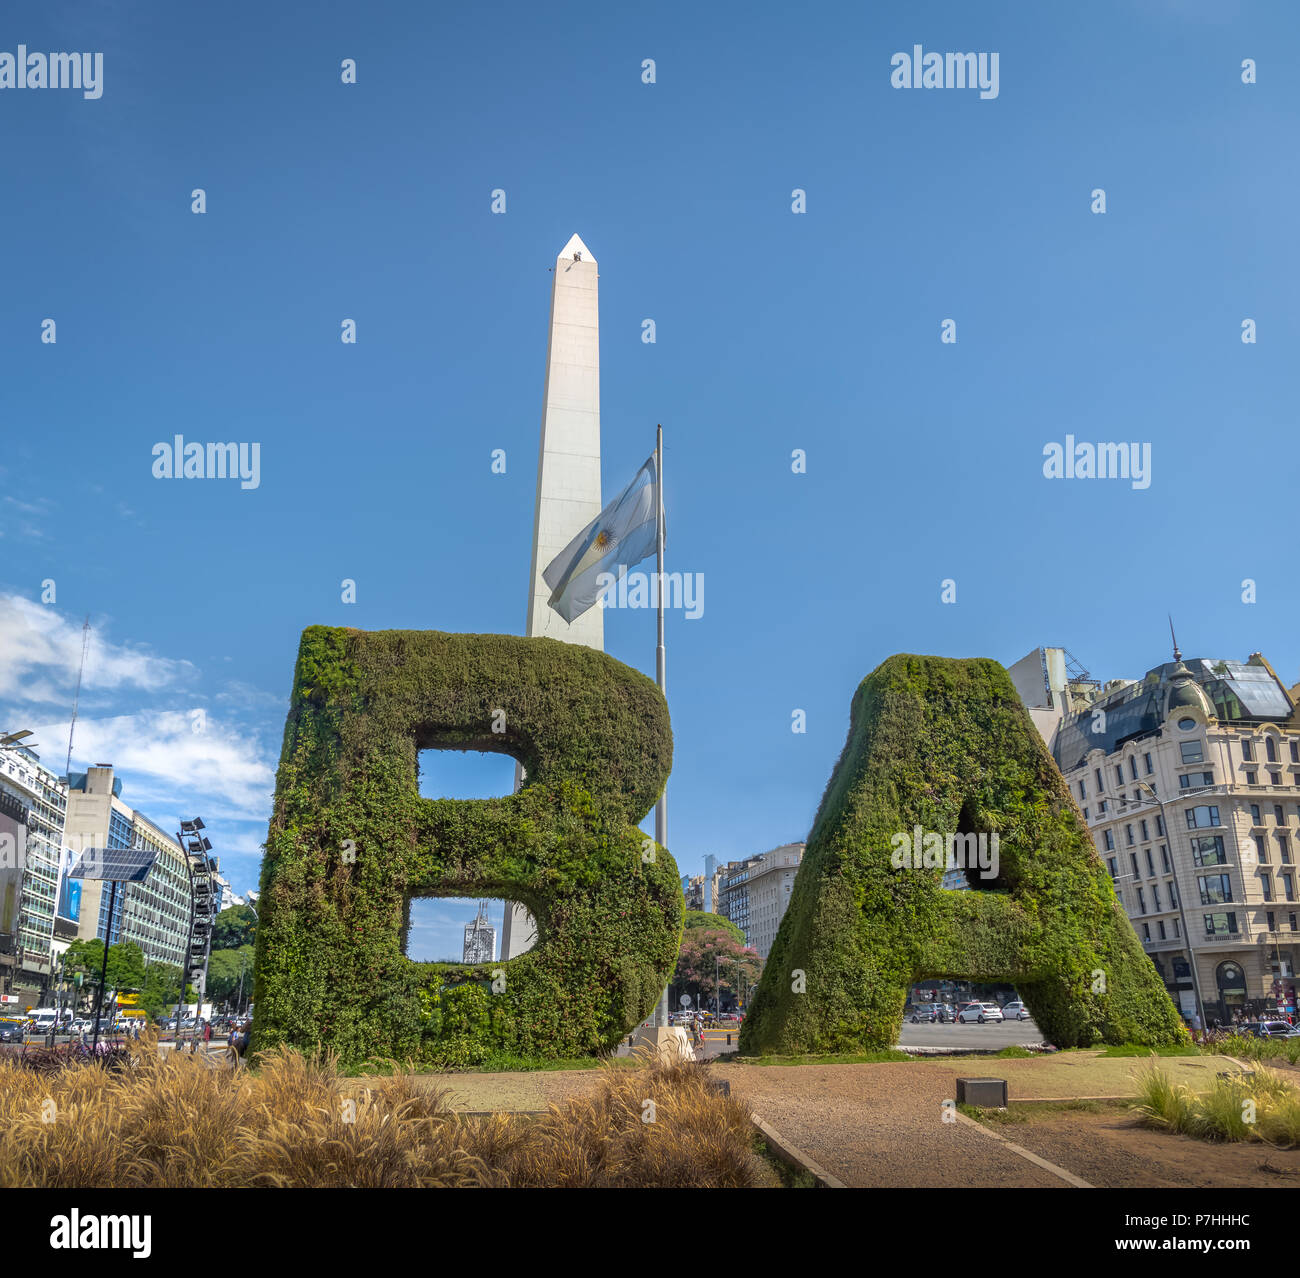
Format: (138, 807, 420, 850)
(502, 234, 605, 960)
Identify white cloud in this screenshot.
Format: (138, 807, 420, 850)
(0, 594, 191, 707)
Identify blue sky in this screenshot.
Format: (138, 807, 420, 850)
(1, 1, 1297, 960)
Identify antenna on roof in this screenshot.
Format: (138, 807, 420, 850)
(65, 616, 90, 777)
(1168, 615, 1181, 663)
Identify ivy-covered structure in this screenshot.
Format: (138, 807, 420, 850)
(740, 654, 1186, 1055)
(252, 627, 680, 1066)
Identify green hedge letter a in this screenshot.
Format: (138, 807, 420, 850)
(740, 654, 1186, 1054)
(253, 627, 681, 1066)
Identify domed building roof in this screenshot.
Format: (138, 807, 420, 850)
(1164, 660, 1214, 719)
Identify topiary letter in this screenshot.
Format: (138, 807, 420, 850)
(252, 627, 680, 1066)
(740, 654, 1186, 1054)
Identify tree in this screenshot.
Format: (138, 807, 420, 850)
(212, 905, 257, 951)
(206, 946, 255, 1005)
(62, 938, 146, 995)
(140, 962, 183, 1019)
(673, 925, 762, 1013)
(684, 910, 745, 945)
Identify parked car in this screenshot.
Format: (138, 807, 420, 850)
(908, 1005, 938, 1023)
(0, 1018, 27, 1043)
(958, 1002, 1003, 1024)
(1001, 1001, 1031, 1022)
(934, 1003, 957, 1023)
(1242, 1020, 1300, 1039)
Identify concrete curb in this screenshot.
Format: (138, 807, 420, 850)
(751, 1112, 846, 1188)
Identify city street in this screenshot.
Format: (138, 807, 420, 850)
(898, 1017, 1042, 1050)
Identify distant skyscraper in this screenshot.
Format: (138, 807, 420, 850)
(503, 234, 605, 960)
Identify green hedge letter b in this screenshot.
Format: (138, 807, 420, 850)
(252, 627, 680, 1066)
(740, 654, 1186, 1055)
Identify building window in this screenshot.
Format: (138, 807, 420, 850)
(1155, 815, 1165, 837)
(1078, 780, 1087, 801)
(1173, 917, 1180, 938)
(1242, 739, 1255, 762)
(1158, 920, 1166, 940)
(1291, 912, 1298, 931)
(1267, 910, 1276, 931)
(1145, 849, 1156, 877)
(1130, 853, 1140, 879)
(1275, 804, 1285, 824)
(1114, 765, 1124, 787)
(1180, 740, 1205, 765)
(1144, 752, 1154, 775)
(1083, 808, 1090, 820)
(1152, 883, 1161, 910)
(1185, 805, 1221, 830)
(1291, 741, 1299, 764)
(1251, 804, 1262, 825)
(1168, 879, 1178, 907)
(1282, 873, 1295, 902)
(1160, 844, 1171, 873)
(1198, 874, 1233, 906)
(1137, 887, 1147, 914)
(1140, 819, 1150, 841)
(1271, 771, 1282, 786)
(1099, 800, 1108, 815)
(1142, 922, 1151, 941)
(1190, 835, 1227, 867)
(1096, 769, 1104, 792)
(1107, 857, 1118, 878)
(1280, 834, 1292, 864)
(1267, 737, 1278, 763)
(1203, 912, 1239, 936)
(1261, 872, 1273, 901)
(1257, 835, 1270, 863)
(1246, 770, 1258, 786)
(1104, 829, 1115, 851)
(1179, 772, 1214, 789)
(1126, 824, 1135, 847)
(1129, 757, 1139, 781)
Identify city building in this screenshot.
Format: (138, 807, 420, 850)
(0, 746, 68, 1001)
(1015, 645, 1300, 1024)
(61, 766, 192, 970)
(682, 862, 724, 915)
(744, 844, 805, 959)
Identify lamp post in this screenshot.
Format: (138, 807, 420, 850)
(1120, 781, 1210, 1033)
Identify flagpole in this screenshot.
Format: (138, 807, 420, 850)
(653, 423, 670, 1031)
(655, 423, 666, 849)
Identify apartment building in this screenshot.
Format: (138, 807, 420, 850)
(62, 766, 191, 969)
(0, 746, 68, 1000)
(744, 843, 805, 959)
(1015, 646, 1300, 1024)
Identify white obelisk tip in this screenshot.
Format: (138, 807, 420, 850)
(557, 233, 595, 266)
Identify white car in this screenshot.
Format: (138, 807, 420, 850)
(958, 1002, 1003, 1024)
(1001, 1001, 1031, 1022)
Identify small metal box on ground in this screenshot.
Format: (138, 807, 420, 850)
(956, 1077, 1008, 1108)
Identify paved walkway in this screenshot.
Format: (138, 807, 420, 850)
(413, 1051, 1268, 1188)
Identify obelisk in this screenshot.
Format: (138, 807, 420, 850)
(502, 233, 604, 959)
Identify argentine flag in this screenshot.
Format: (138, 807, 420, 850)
(544, 453, 660, 623)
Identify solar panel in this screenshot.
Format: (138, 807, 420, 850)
(67, 845, 159, 883)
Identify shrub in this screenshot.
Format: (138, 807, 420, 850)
(0, 1045, 762, 1187)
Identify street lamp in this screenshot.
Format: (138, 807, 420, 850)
(174, 818, 217, 1049)
(1116, 781, 1211, 1033)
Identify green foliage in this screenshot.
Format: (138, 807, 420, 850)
(253, 627, 680, 1066)
(63, 938, 146, 994)
(140, 962, 183, 1019)
(212, 905, 257, 951)
(206, 947, 256, 1003)
(684, 910, 745, 945)
(740, 654, 1186, 1055)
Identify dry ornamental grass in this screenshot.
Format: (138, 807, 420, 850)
(0, 1037, 763, 1188)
